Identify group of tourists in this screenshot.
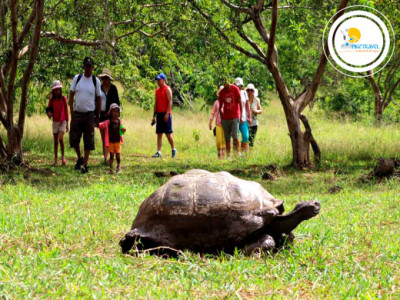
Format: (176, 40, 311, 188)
(209, 77, 262, 159)
(46, 56, 263, 173)
(46, 56, 176, 174)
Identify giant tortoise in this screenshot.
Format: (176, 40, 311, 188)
(120, 169, 320, 255)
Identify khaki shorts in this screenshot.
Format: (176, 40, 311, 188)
(53, 121, 67, 134)
(109, 142, 121, 154)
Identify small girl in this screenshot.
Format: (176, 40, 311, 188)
(209, 86, 225, 159)
(99, 103, 126, 173)
(46, 80, 69, 166)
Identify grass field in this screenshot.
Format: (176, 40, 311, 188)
(1, 98, 399, 298)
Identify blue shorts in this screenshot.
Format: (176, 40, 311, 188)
(156, 113, 173, 134)
(239, 121, 249, 143)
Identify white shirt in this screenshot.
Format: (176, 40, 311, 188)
(240, 89, 248, 121)
(70, 74, 101, 112)
(100, 89, 107, 112)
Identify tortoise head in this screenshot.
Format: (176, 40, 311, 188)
(293, 200, 321, 220)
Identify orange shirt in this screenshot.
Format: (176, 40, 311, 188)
(156, 85, 172, 113)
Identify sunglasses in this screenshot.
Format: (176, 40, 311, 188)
(247, 89, 254, 92)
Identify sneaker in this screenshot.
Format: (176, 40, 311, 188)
(74, 157, 84, 170)
(152, 152, 162, 158)
(116, 166, 121, 173)
(172, 149, 177, 158)
(81, 165, 89, 174)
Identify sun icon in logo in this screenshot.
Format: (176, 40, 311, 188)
(348, 27, 361, 43)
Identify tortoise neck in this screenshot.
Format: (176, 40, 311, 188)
(268, 209, 307, 236)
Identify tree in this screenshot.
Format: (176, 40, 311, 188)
(0, 0, 173, 165)
(188, 0, 349, 168)
(0, 0, 45, 164)
(365, 0, 400, 126)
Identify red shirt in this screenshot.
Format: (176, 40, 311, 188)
(218, 85, 241, 120)
(48, 96, 69, 122)
(156, 84, 172, 113)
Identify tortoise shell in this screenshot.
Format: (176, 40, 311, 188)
(129, 169, 284, 252)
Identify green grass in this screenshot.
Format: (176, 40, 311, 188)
(1, 98, 399, 298)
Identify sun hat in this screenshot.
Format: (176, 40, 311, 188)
(245, 83, 259, 97)
(156, 73, 167, 80)
(98, 68, 114, 80)
(234, 77, 244, 86)
(107, 103, 121, 115)
(51, 80, 62, 90)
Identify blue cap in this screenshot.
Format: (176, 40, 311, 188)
(156, 73, 167, 80)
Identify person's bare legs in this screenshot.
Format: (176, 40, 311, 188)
(59, 132, 65, 165)
(157, 134, 163, 152)
(241, 142, 249, 156)
(109, 152, 114, 173)
(226, 141, 231, 158)
(74, 145, 82, 160)
(116, 153, 121, 173)
(52, 133, 59, 166)
(233, 138, 240, 157)
(166, 133, 175, 149)
(84, 150, 90, 166)
(100, 129, 109, 163)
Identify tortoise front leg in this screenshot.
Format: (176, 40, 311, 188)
(244, 234, 275, 256)
(119, 230, 140, 254)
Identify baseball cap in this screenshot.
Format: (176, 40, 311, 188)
(234, 77, 244, 86)
(156, 73, 167, 80)
(83, 57, 94, 66)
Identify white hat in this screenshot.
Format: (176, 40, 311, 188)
(51, 80, 62, 90)
(245, 84, 258, 97)
(234, 77, 244, 86)
(107, 103, 121, 115)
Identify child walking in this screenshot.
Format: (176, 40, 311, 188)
(99, 103, 126, 173)
(46, 80, 69, 166)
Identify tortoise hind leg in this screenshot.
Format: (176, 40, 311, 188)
(244, 234, 275, 256)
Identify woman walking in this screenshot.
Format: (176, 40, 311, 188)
(246, 84, 262, 147)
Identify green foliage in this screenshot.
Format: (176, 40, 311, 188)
(319, 75, 374, 118)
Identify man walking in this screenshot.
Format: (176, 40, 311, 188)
(219, 78, 243, 157)
(151, 73, 177, 158)
(69, 57, 101, 173)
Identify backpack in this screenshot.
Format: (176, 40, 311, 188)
(76, 74, 98, 103)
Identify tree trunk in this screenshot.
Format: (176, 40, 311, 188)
(367, 71, 385, 127)
(284, 107, 320, 168)
(375, 99, 384, 127)
(6, 124, 24, 164)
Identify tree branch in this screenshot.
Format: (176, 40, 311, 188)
(18, 0, 45, 134)
(188, 0, 265, 64)
(6, 0, 19, 127)
(43, 0, 65, 24)
(220, 0, 251, 13)
(40, 31, 108, 47)
(297, 0, 350, 112)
